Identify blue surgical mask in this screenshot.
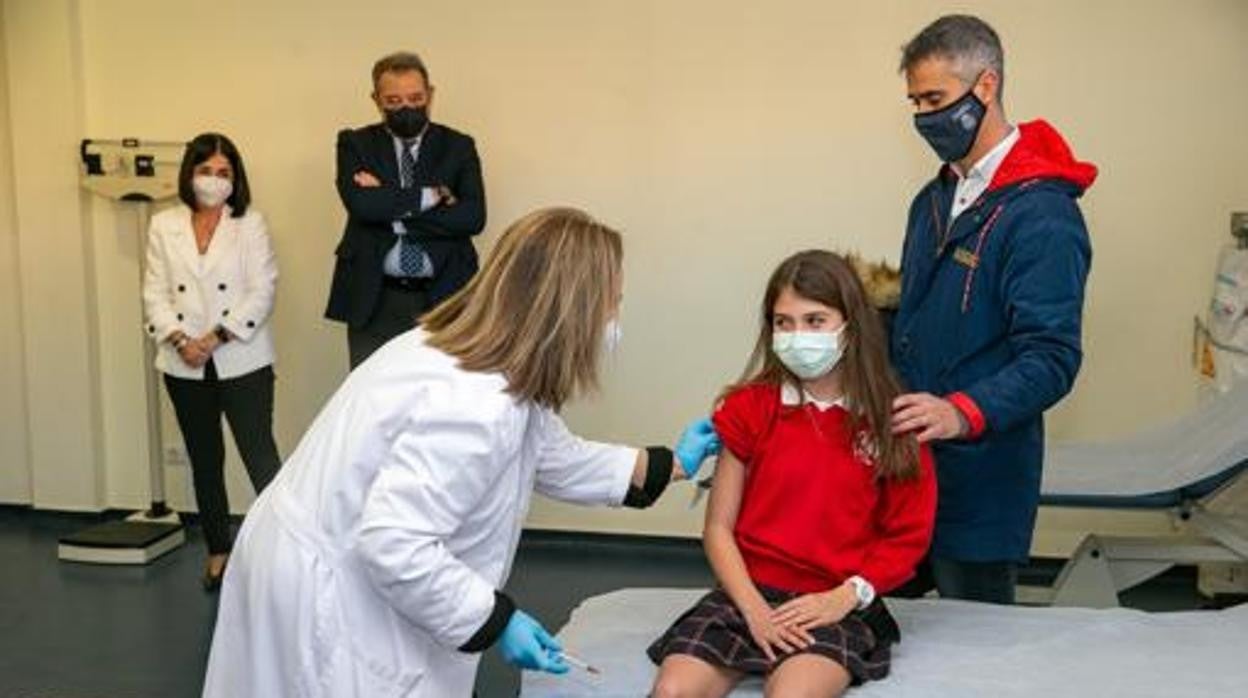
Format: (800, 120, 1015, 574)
(913, 85, 985, 163)
(772, 327, 845, 380)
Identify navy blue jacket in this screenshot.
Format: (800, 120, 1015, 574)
(325, 123, 486, 329)
(891, 120, 1095, 562)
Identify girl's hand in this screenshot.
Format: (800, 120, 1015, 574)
(770, 584, 857, 631)
(741, 601, 813, 663)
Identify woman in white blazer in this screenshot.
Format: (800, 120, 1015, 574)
(142, 133, 280, 591)
(202, 208, 722, 697)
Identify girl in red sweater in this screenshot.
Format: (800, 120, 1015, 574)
(649, 251, 937, 697)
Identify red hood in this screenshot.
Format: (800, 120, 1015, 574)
(988, 119, 1098, 193)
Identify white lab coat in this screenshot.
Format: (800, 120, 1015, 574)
(202, 329, 637, 697)
(142, 204, 278, 379)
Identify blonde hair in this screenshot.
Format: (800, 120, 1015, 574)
(421, 207, 623, 410)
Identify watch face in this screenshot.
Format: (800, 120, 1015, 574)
(850, 577, 873, 606)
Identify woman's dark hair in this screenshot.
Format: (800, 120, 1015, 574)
(177, 132, 251, 217)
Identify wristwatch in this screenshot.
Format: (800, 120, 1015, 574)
(847, 575, 876, 610)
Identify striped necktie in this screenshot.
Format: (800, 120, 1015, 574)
(397, 139, 431, 277)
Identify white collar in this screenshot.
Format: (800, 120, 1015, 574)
(956, 125, 1018, 183)
(392, 132, 425, 149)
(781, 382, 847, 411)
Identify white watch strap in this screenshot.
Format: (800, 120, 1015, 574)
(848, 575, 875, 610)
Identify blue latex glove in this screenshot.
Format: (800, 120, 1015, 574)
(674, 417, 722, 479)
(498, 610, 569, 674)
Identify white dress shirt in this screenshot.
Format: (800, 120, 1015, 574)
(950, 125, 1019, 221)
(383, 135, 439, 277)
(780, 382, 848, 411)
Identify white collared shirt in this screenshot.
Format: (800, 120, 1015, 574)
(780, 382, 847, 412)
(383, 134, 439, 277)
(950, 125, 1019, 221)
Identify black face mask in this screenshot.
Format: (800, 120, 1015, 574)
(384, 106, 429, 139)
(913, 86, 986, 163)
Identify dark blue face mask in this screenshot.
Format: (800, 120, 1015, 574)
(913, 85, 986, 163)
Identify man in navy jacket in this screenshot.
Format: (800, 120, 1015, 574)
(325, 52, 486, 367)
(889, 15, 1095, 603)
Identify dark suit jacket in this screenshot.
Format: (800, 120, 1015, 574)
(324, 122, 486, 328)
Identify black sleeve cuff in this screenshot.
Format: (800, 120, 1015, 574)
(458, 591, 516, 653)
(623, 446, 674, 509)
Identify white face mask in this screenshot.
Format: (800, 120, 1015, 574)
(772, 325, 846, 380)
(192, 175, 233, 209)
(602, 318, 623, 355)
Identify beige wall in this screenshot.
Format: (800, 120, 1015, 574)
(4, 0, 1247, 554)
(0, 6, 32, 504)
(3, 0, 104, 510)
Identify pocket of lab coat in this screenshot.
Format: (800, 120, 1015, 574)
(273, 501, 427, 698)
(314, 568, 427, 697)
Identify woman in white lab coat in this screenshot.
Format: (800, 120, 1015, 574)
(202, 207, 721, 697)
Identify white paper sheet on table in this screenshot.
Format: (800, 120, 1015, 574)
(521, 588, 1248, 697)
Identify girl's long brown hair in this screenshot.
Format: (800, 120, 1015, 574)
(730, 250, 920, 480)
(421, 207, 622, 411)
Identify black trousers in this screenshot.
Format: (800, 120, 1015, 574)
(347, 280, 431, 368)
(889, 555, 1018, 605)
(164, 361, 281, 554)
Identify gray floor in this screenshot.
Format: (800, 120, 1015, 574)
(0, 507, 1224, 697)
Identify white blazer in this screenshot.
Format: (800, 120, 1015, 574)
(202, 329, 637, 697)
(142, 204, 278, 379)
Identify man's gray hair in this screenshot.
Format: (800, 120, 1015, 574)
(899, 15, 1005, 101)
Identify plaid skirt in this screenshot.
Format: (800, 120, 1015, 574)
(647, 586, 899, 684)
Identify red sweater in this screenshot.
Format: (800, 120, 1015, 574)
(713, 383, 937, 595)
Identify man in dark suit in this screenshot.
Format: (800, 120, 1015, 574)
(325, 51, 486, 367)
